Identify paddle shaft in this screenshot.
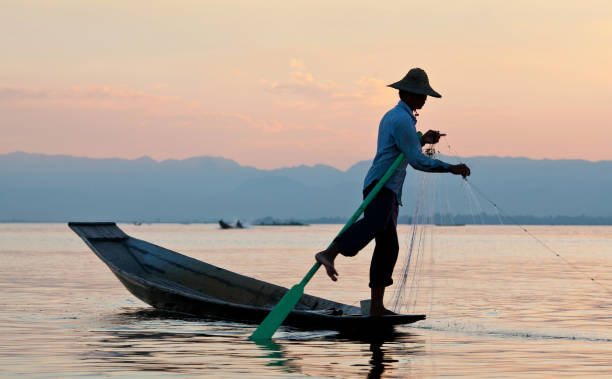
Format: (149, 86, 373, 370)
(250, 153, 406, 340)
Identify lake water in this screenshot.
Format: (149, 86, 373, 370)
(1, 223, 611, 378)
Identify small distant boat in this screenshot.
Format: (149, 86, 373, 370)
(219, 219, 246, 229)
(219, 219, 234, 229)
(68, 222, 425, 331)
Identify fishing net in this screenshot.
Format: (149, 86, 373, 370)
(390, 146, 440, 314)
(389, 143, 493, 314)
(390, 137, 612, 315)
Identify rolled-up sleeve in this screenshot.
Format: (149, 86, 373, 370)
(391, 116, 451, 173)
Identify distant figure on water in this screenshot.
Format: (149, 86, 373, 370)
(218, 219, 234, 229)
(315, 68, 471, 316)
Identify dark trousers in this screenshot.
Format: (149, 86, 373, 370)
(333, 182, 399, 288)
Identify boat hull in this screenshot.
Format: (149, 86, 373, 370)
(69, 222, 425, 332)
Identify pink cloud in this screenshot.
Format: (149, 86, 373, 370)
(0, 86, 178, 104)
(262, 60, 394, 110)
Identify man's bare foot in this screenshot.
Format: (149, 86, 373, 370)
(369, 286, 394, 316)
(369, 305, 397, 316)
(315, 250, 338, 281)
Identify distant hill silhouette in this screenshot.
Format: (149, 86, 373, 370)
(1, 152, 611, 223)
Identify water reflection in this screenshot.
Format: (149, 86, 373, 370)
(80, 308, 307, 376)
(330, 330, 424, 379)
(81, 308, 426, 377)
(368, 341, 387, 379)
(252, 339, 301, 373)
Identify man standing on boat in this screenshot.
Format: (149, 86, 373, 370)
(316, 68, 470, 316)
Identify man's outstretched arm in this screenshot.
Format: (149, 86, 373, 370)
(393, 121, 470, 177)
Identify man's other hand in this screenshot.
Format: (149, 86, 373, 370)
(421, 130, 446, 145)
(450, 163, 471, 178)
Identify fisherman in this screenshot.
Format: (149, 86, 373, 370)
(315, 68, 471, 316)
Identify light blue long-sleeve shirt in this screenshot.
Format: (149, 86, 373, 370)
(363, 100, 451, 204)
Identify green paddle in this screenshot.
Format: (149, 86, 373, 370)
(249, 153, 406, 340)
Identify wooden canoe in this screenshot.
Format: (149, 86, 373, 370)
(69, 222, 425, 332)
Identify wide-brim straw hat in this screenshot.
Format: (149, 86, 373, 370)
(388, 68, 441, 98)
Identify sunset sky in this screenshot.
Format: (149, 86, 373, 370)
(2, 1, 611, 169)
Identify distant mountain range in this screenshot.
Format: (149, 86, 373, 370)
(1, 152, 611, 223)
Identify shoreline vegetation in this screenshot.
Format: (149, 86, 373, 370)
(253, 216, 308, 226)
(3, 214, 612, 225)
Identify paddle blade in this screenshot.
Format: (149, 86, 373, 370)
(249, 283, 304, 340)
